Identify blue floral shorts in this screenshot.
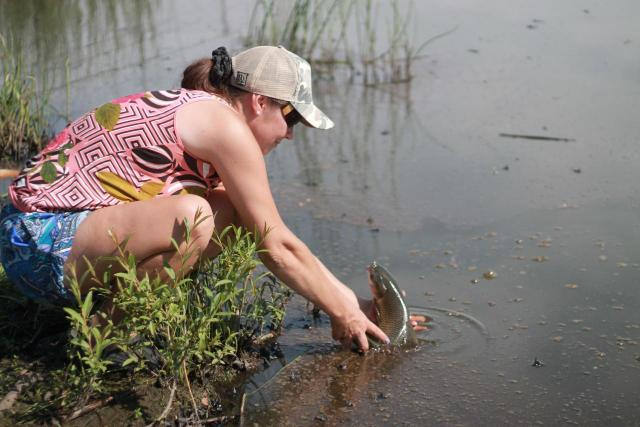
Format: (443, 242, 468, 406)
(0, 203, 90, 305)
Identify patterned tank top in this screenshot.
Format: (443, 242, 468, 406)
(9, 89, 230, 212)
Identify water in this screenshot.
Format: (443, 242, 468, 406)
(2, 0, 639, 425)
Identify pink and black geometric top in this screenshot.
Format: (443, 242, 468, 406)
(9, 89, 230, 213)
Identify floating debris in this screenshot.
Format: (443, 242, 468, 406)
(470, 279, 479, 284)
(532, 256, 549, 262)
(552, 336, 564, 343)
(499, 133, 575, 142)
(611, 305, 625, 310)
(483, 271, 497, 280)
(538, 239, 552, 248)
(565, 283, 579, 289)
(315, 414, 328, 422)
(511, 323, 529, 330)
(616, 262, 628, 268)
(532, 357, 544, 367)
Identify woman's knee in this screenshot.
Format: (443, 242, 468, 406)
(173, 194, 216, 250)
(201, 188, 238, 259)
(205, 187, 238, 232)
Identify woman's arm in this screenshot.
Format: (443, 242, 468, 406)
(177, 101, 389, 350)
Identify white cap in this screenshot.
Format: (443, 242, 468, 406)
(230, 46, 334, 129)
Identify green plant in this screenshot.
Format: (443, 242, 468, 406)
(63, 272, 117, 395)
(1, 216, 290, 423)
(0, 34, 51, 161)
(60, 218, 290, 421)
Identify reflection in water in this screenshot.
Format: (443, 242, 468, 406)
(241, 302, 493, 426)
(242, 344, 419, 427)
(269, 82, 422, 231)
(246, 201, 640, 426)
(0, 1, 154, 83)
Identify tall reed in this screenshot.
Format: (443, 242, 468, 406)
(0, 35, 51, 161)
(245, 0, 441, 85)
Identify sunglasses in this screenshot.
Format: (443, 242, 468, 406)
(280, 103, 303, 128)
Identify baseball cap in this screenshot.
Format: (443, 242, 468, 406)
(230, 46, 334, 130)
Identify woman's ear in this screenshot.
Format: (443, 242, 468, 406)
(249, 94, 270, 116)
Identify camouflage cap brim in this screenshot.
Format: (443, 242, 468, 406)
(292, 101, 334, 130)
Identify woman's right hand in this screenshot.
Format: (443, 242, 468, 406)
(330, 303, 389, 352)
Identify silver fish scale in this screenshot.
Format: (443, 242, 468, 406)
(376, 287, 410, 344)
(369, 262, 416, 346)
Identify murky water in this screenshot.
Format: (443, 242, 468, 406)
(2, 0, 639, 425)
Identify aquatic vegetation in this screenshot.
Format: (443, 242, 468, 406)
(0, 35, 51, 161)
(245, 0, 448, 85)
(0, 221, 290, 424)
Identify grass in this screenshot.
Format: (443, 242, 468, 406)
(0, 221, 291, 424)
(0, 35, 51, 162)
(245, 0, 448, 85)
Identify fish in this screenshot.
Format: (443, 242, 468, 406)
(367, 261, 417, 347)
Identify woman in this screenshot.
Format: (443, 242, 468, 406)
(1, 46, 419, 352)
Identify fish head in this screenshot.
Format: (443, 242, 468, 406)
(368, 261, 394, 300)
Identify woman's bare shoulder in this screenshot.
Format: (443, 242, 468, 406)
(176, 99, 252, 158)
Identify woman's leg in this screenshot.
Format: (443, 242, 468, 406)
(65, 191, 236, 293)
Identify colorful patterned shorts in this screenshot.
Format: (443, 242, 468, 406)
(0, 203, 90, 305)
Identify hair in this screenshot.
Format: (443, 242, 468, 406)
(181, 46, 243, 100)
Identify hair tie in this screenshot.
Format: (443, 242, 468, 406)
(209, 47, 233, 88)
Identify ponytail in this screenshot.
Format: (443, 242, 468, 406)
(181, 46, 240, 99)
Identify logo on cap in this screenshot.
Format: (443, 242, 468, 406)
(235, 72, 248, 87)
